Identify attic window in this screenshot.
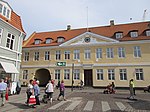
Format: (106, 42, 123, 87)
(34, 39, 41, 45)
(46, 38, 52, 44)
(146, 30, 150, 36)
(57, 36, 65, 43)
(115, 32, 123, 39)
(0, 2, 11, 19)
(130, 31, 138, 38)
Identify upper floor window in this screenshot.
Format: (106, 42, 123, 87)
(6, 33, 15, 50)
(24, 52, 29, 61)
(34, 39, 41, 45)
(45, 51, 50, 60)
(130, 31, 138, 38)
(23, 70, 28, 79)
(96, 69, 103, 80)
(0, 3, 11, 19)
(96, 48, 102, 59)
(84, 49, 91, 59)
(34, 51, 39, 61)
(146, 30, 150, 36)
(106, 48, 114, 58)
(135, 68, 144, 80)
(118, 47, 125, 58)
(64, 69, 70, 80)
(0, 28, 3, 44)
(134, 46, 141, 57)
(45, 38, 52, 44)
(57, 37, 65, 43)
(64, 50, 70, 60)
(56, 50, 61, 60)
(74, 50, 80, 60)
(115, 32, 123, 39)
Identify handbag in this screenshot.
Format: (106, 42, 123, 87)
(5, 93, 8, 101)
(29, 95, 36, 105)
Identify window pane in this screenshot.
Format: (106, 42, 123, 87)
(96, 48, 102, 58)
(3, 6, 6, 16)
(0, 4, 2, 13)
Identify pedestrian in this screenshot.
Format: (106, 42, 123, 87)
(132, 79, 136, 95)
(128, 79, 135, 99)
(33, 80, 40, 105)
(26, 79, 34, 105)
(111, 82, 115, 94)
(56, 80, 60, 89)
(80, 80, 84, 89)
(0, 78, 8, 106)
(57, 80, 66, 101)
(45, 80, 54, 104)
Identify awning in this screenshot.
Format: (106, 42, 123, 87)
(0, 62, 19, 74)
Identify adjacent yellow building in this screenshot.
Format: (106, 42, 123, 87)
(21, 21, 150, 88)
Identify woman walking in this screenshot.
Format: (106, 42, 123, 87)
(57, 80, 66, 101)
(45, 80, 54, 104)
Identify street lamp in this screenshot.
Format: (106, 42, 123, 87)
(71, 63, 74, 91)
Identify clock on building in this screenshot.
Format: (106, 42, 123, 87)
(84, 37, 91, 43)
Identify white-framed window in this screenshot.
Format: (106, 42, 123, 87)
(118, 47, 125, 58)
(108, 69, 115, 80)
(64, 69, 70, 80)
(130, 31, 138, 38)
(34, 39, 41, 45)
(64, 50, 70, 60)
(146, 30, 150, 36)
(74, 69, 80, 80)
(120, 69, 127, 80)
(115, 32, 123, 39)
(74, 50, 80, 60)
(46, 38, 52, 44)
(134, 46, 141, 57)
(23, 70, 28, 79)
(96, 69, 103, 80)
(45, 51, 50, 60)
(84, 49, 91, 59)
(135, 68, 144, 80)
(96, 48, 102, 59)
(0, 3, 11, 19)
(34, 51, 39, 61)
(57, 37, 64, 43)
(55, 69, 60, 80)
(0, 28, 3, 44)
(24, 52, 29, 61)
(6, 33, 15, 50)
(106, 48, 114, 58)
(56, 50, 61, 60)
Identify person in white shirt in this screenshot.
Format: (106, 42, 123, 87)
(45, 80, 54, 104)
(0, 79, 7, 106)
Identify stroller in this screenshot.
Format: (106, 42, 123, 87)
(103, 84, 115, 94)
(42, 93, 49, 103)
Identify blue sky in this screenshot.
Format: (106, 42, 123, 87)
(5, 0, 150, 38)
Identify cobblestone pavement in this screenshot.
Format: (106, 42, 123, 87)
(0, 87, 150, 112)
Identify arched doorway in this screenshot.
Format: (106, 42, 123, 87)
(35, 69, 51, 86)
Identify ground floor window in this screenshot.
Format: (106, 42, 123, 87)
(23, 70, 28, 79)
(96, 69, 103, 80)
(108, 69, 115, 80)
(64, 69, 70, 80)
(135, 68, 144, 80)
(74, 69, 80, 80)
(55, 69, 60, 80)
(119, 69, 127, 80)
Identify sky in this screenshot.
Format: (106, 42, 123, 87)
(5, 0, 150, 38)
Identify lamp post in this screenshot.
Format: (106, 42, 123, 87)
(71, 63, 74, 91)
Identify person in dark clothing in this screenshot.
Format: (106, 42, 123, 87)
(56, 80, 60, 89)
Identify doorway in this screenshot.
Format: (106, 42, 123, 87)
(84, 69, 93, 86)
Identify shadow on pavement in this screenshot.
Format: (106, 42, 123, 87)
(8, 102, 31, 109)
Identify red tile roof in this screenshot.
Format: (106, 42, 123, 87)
(0, 10, 25, 33)
(23, 21, 150, 48)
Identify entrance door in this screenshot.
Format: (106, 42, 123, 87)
(84, 69, 93, 86)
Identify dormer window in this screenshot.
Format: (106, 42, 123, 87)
(34, 39, 41, 45)
(0, 1, 11, 19)
(130, 31, 138, 38)
(115, 32, 123, 39)
(46, 38, 52, 44)
(146, 30, 150, 36)
(57, 36, 65, 43)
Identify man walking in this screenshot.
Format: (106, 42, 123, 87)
(0, 78, 7, 106)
